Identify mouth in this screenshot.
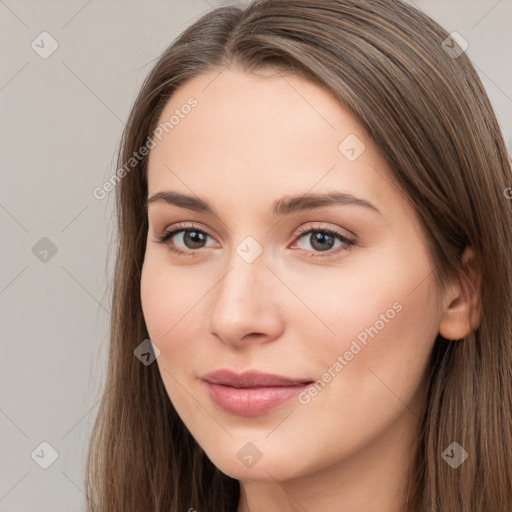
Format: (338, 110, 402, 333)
(201, 368, 313, 388)
(201, 369, 314, 416)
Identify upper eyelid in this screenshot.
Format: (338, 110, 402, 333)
(161, 221, 350, 237)
(166, 222, 215, 239)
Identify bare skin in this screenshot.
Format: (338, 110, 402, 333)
(140, 67, 481, 512)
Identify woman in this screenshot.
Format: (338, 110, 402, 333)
(85, 1, 512, 510)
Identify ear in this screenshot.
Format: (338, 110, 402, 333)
(438, 246, 482, 340)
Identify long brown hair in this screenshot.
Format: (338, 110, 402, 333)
(85, 1, 512, 510)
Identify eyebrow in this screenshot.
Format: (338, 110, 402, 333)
(146, 190, 382, 217)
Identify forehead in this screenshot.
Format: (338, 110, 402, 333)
(146, 68, 404, 221)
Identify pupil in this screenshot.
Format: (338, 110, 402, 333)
(312, 232, 334, 251)
(185, 231, 205, 248)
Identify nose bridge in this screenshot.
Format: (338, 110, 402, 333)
(208, 239, 281, 344)
(215, 243, 268, 315)
(217, 228, 269, 298)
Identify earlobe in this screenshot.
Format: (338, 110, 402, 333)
(438, 246, 482, 341)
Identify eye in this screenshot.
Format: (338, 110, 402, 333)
(290, 225, 355, 258)
(153, 222, 215, 257)
(153, 222, 356, 258)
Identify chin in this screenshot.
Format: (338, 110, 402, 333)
(206, 448, 307, 482)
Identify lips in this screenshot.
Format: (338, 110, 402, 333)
(201, 369, 314, 416)
(201, 369, 313, 388)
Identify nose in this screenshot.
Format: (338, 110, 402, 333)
(208, 253, 284, 348)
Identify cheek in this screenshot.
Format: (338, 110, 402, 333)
(280, 249, 440, 467)
(140, 257, 201, 411)
(140, 260, 168, 342)
(140, 253, 209, 367)
(286, 239, 438, 352)
(306, 240, 440, 412)
(141, 258, 178, 364)
(141, 248, 192, 336)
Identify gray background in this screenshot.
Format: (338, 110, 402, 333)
(1, 1, 511, 510)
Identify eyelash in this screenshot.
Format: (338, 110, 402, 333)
(153, 222, 356, 258)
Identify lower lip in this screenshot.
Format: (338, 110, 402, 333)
(203, 381, 311, 416)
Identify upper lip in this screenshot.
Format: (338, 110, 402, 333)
(202, 369, 313, 388)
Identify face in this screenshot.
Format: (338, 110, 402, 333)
(140, 67, 444, 483)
